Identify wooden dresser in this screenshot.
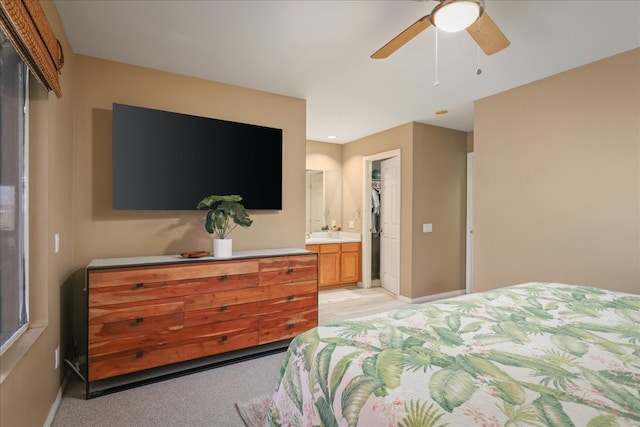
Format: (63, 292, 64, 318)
(85, 248, 317, 397)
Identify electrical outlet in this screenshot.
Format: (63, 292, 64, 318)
(349, 220, 355, 229)
(54, 346, 60, 370)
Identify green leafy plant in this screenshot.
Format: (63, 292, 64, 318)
(196, 194, 252, 239)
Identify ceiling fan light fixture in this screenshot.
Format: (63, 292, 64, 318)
(432, 0, 481, 33)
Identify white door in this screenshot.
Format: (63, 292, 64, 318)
(309, 172, 324, 231)
(380, 156, 400, 295)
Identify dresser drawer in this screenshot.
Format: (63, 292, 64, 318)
(259, 305, 318, 344)
(260, 281, 318, 301)
(89, 313, 184, 344)
(89, 330, 259, 381)
(89, 316, 259, 358)
(89, 281, 180, 306)
(259, 255, 317, 272)
(89, 318, 259, 380)
(88, 260, 259, 289)
(183, 285, 263, 311)
(184, 300, 263, 328)
(183, 279, 317, 311)
(89, 273, 259, 307)
(258, 292, 317, 316)
(89, 297, 184, 325)
(259, 255, 318, 286)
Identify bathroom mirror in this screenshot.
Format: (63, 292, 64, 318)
(305, 170, 342, 233)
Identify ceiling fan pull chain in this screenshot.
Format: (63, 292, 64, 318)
(434, 28, 440, 86)
(476, 45, 482, 75)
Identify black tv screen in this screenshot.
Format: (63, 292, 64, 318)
(112, 103, 283, 210)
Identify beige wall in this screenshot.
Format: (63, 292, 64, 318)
(306, 139, 342, 171)
(342, 122, 467, 298)
(411, 123, 468, 296)
(473, 48, 640, 294)
(0, 1, 76, 426)
(71, 56, 306, 267)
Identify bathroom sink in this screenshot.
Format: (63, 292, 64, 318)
(305, 232, 361, 244)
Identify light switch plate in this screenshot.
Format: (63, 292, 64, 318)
(423, 224, 432, 233)
(54, 233, 60, 253)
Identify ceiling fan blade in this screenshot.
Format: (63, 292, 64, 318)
(466, 11, 510, 55)
(371, 15, 432, 59)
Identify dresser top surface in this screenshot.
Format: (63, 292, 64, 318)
(88, 248, 315, 269)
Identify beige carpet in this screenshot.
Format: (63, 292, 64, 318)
(236, 394, 271, 427)
(52, 352, 286, 427)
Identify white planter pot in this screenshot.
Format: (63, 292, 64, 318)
(213, 238, 233, 258)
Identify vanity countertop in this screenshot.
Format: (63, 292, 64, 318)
(305, 231, 361, 245)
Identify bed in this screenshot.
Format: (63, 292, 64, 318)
(267, 282, 640, 426)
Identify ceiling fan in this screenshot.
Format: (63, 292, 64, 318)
(371, 0, 510, 59)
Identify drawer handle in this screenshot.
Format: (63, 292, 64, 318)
(219, 305, 228, 312)
(219, 274, 228, 281)
(135, 351, 143, 359)
(135, 318, 144, 324)
(287, 267, 294, 273)
(287, 324, 295, 330)
(287, 295, 294, 301)
(134, 283, 144, 289)
(220, 335, 228, 343)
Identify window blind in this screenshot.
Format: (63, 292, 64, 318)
(0, 0, 63, 97)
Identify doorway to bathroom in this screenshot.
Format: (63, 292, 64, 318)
(362, 149, 401, 296)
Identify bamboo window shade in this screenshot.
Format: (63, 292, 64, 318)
(0, 0, 64, 97)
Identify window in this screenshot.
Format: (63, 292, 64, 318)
(0, 27, 28, 353)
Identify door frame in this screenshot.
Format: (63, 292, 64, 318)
(361, 149, 401, 291)
(466, 152, 474, 294)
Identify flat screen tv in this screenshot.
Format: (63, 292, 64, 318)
(112, 103, 283, 210)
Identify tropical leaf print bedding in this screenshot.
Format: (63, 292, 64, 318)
(267, 283, 640, 427)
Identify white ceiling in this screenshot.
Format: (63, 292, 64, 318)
(54, 0, 640, 144)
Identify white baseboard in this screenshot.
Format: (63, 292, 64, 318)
(396, 289, 466, 304)
(43, 372, 69, 427)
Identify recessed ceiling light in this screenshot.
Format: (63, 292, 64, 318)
(327, 135, 337, 139)
(435, 110, 448, 115)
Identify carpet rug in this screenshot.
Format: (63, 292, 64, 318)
(236, 394, 271, 427)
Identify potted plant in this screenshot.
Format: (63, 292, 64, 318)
(197, 194, 253, 258)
